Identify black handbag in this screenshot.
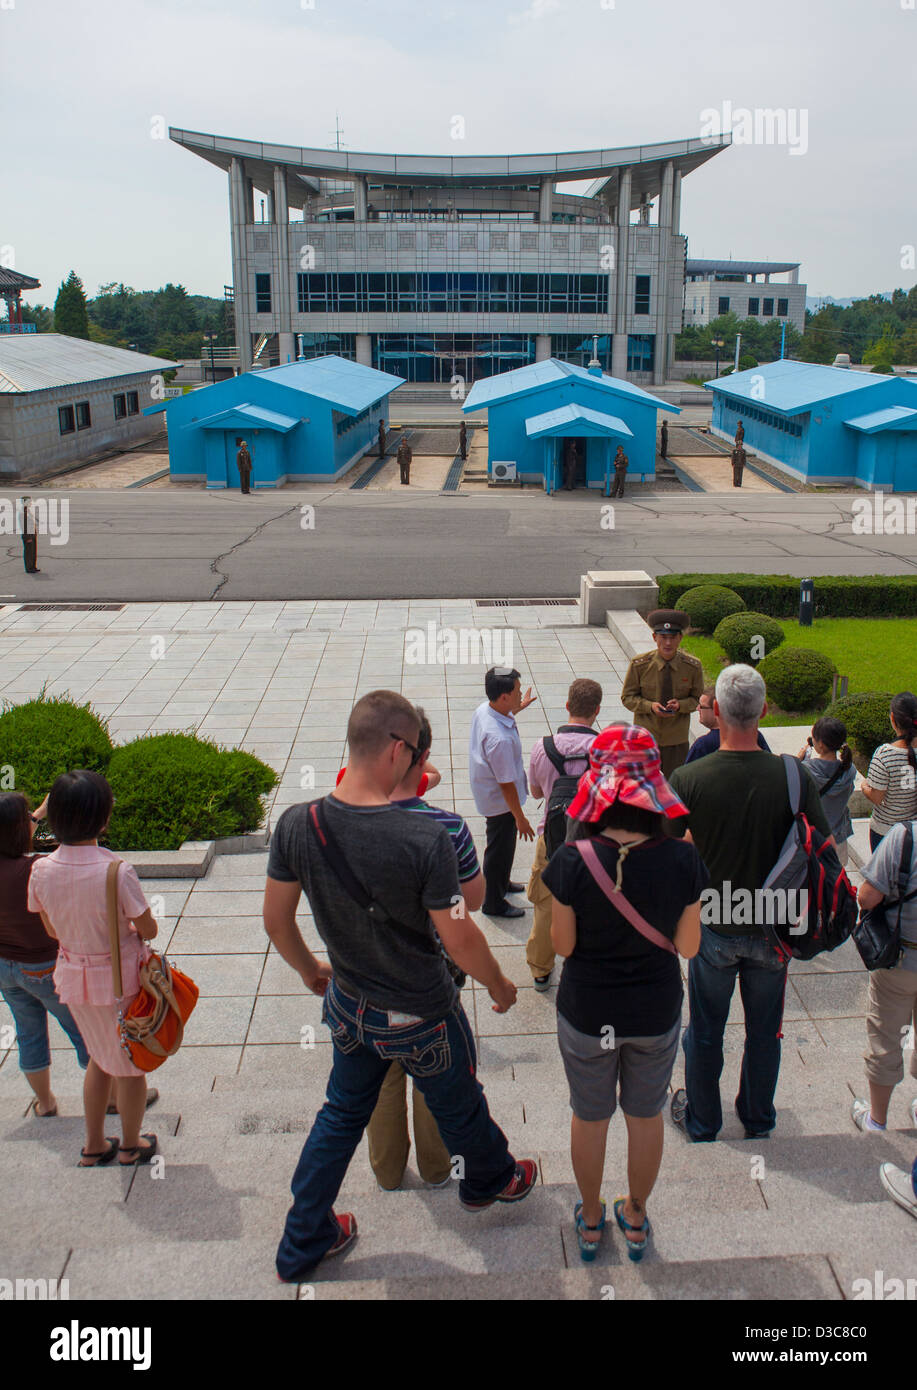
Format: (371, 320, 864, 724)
(853, 824, 916, 971)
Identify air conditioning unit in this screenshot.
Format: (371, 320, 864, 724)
(492, 460, 517, 482)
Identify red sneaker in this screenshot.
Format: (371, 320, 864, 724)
(276, 1211, 358, 1283)
(460, 1159, 538, 1211)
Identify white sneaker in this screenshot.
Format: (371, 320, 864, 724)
(851, 1098, 885, 1132)
(910, 1097, 917, 1129)
(879, 1162, 917, 1219)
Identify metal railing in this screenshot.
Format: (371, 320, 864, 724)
(0, 322, 37, 334)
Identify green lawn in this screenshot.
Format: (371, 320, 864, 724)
(682, 618, 917, 726)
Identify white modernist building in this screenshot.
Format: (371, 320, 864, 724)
(683, 259, 806, 334)
(171, 128, 731, 387)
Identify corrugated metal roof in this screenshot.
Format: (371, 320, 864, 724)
(256, 355, 404, 413)
(704, 360, 908, 415)
(197, 403, 300, 431)
(464, 358, 678, 413)
(0, 334, 178, 393)
(844, 406, 917, 433)
(525, 402, 633, 438)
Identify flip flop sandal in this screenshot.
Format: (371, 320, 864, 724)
(118, 1134, 158, 1166)
(106, 1087, 159, 1116)
(79, 1138, 119, 1167)
(574, 1199, 606, 1262)
(613, 1197, 651, 1263)
(31, 1099, 58, 1118)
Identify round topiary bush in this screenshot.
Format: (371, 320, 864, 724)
(713, 612, 785, 666)
(105, 733, 279, 851)
(823, 691, 894, 762)
(677, 584, 746, 634)
(758, 647, 837, 712)
(0, 691, 113, 813)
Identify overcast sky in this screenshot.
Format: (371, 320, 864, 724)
(4, 0, 914, 306)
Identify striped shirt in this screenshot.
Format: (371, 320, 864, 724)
(866, 743, 917, 835)
(390, 797, 480, 880)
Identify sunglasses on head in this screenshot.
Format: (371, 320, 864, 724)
(389, 731, 423, 766)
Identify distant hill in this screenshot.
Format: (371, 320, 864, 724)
(807, 292, 895, 313)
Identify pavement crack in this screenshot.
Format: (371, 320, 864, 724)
(208, 505, 302, 601)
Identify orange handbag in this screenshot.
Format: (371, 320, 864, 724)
(106, 861, 199, 1071)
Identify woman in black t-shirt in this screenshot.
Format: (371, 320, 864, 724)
(541, 724, 705, 1264)
(0, 793, 89, 1116)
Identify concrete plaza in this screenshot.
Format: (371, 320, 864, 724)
(0, 600, 914, 1300)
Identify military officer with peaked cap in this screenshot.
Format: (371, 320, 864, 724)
(620, 609, 704, 777)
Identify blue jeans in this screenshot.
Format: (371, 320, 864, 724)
(682, 926, 788, 1142)
(276, 979, 517, 1280)
(0, 956, 89, 1073)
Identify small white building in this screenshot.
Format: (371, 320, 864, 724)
(683, 259, 806, 333)
(0, 335, 179, 481)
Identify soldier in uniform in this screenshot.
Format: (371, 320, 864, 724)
(731, 443, 746, 488)
(459, 420, 467, 461)
(610, 444, 628, 498)
(660, 419, 668, 459)
(397, 436, 412, 485)
(735, 419, 745, 446)
(236, 440, 253, 494)
(620, 609, 704, 777)
(20, 496, 39, 574)
(563, 439, 577, 491)
(378, 420, 386, 458)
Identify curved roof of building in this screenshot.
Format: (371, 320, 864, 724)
(686, 259, 800, 276)
(171, 128, 730, 203)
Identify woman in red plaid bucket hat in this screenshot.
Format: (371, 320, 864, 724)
(540, 723, 707, 1263)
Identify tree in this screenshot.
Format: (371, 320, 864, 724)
(53, 270, 90, 338)
(863, 323, 900, 373)
(19, 302, 54, 332)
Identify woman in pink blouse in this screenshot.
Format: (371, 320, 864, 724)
(28, 770, 160, 1167)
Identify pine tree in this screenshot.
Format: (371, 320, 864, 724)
(54, 270, 90, 338)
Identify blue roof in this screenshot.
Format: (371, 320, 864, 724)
(844, 406, 917, 433)
(463, 358, 679, 414)
(704, 360, 908, 416)
(196, 403, 300, 432)
(254, 354, 404, 414)
(525, 403, 633, 439)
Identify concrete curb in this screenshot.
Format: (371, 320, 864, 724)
(118, 824, 270, 880)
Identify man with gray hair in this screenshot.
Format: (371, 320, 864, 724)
(665, 665, 832, 1142)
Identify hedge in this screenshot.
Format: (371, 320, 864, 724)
(105, 733, 278, 852)
(0, 692, 113, 824)
(759, 647, 837, 712)
(658, 573, 917, 618)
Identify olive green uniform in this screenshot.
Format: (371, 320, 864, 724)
(621, 648, 705, 776)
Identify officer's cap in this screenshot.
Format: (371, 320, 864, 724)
(648, 608, 688, 635)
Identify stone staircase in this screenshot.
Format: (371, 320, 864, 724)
(3, 962, 915, 1302)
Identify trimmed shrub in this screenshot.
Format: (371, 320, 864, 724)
(105, 733, 278, 851)
(677, 584, 746, 634)
(713, 612, 785, 666)
(0, 691, 113, 815)
(758, 647, 836, 712)
(659, 572, 917, 619)
(824, 691, 894, 762)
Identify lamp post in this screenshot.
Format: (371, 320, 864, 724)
(203, 330, 217, 384)
(712, 335, 725, 378)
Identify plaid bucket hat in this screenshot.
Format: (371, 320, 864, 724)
(566, 722, 689, 823)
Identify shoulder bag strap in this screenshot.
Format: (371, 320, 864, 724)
(574, 839, 677, 955)
(542, 736, 568, 776)
(106, 860, 124, 998)
(781, 753, 804, 816)
(817, 762, 846, 797)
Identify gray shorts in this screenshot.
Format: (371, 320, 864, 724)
(556, 1012, 681, 1121)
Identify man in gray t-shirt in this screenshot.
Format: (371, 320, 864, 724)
(264, 690, 537, 1283)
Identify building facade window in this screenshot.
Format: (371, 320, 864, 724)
(626, 334, 655, 373)
(255, 273, 272, 313)
(58, 405, 75, 435)
(748, 297, 760, 315)
(113, 393, 127, 420)
(76, 401, 91, 430)
(126, 391, 139, 415)
(296, 271, 606, 315)
(634, 276, 651, 315)
(777, 298, 789, 316)
(762, 298, 774, 316)
(722, 398, 804, 437)
(718, 296, 730, 314)
(371, 332, 535, 383)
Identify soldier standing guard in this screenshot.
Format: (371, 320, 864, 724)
(459, 420, 467, 460)
(236, 440, 253, 494)
(735, 419, 745, 446)
(731, 443, 746, 488)
(620, 609, 704, 777)
(660, 419, 668, 459)
(610, 444, 628, 498)
(20, 496, 39, 574)
(397, 436, 412, 485)
(378, 420, 386, 458)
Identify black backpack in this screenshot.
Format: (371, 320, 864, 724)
(542, 731, 593, 857)
(759, 755, 858, 963)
